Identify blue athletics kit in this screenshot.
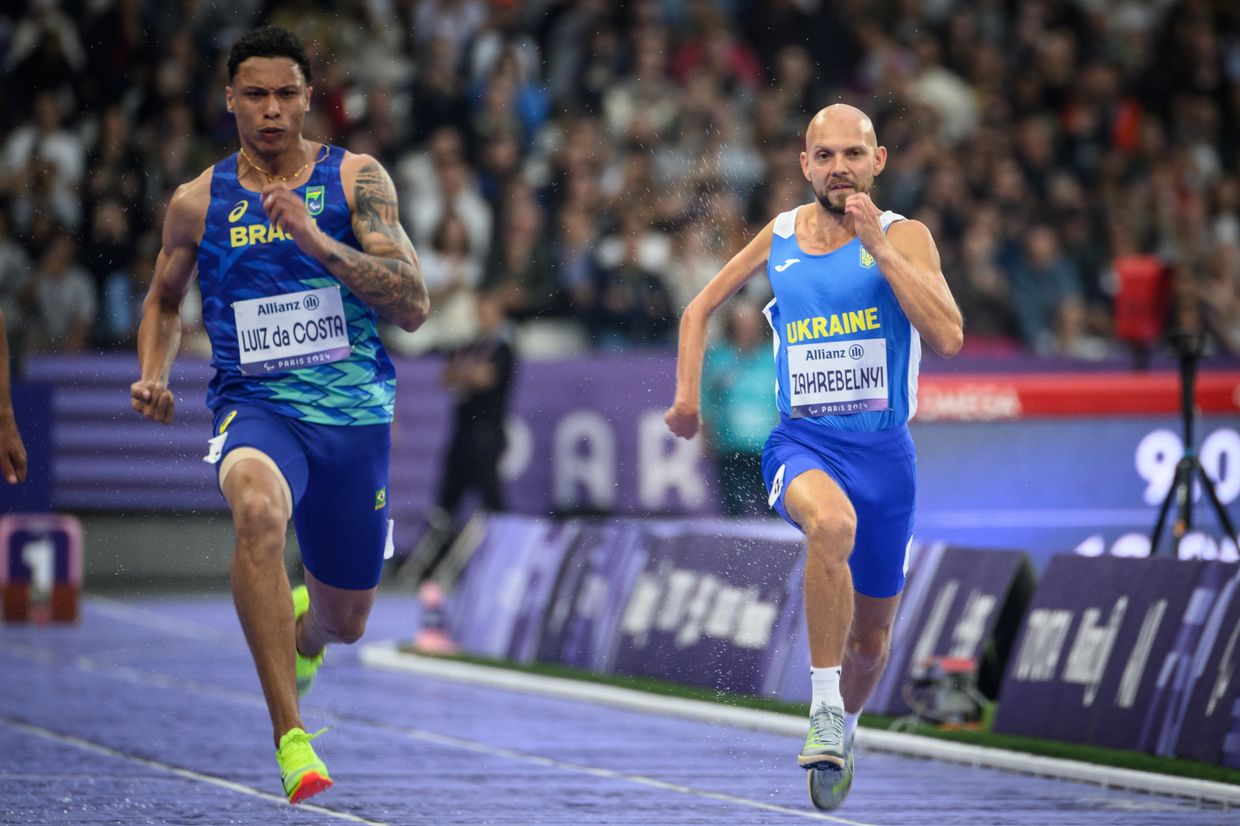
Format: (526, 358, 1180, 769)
(761, 206, 919, 598)
(197, 146, 393, 589)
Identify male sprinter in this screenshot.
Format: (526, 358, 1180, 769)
(665, 104, 962, 810)
(131, 27, 428, 804)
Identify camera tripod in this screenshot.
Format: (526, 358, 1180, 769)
(1149, 331, 1240, 558)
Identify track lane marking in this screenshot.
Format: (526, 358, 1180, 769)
(0, 715, 389, 825)
(1, 641, 872, 825)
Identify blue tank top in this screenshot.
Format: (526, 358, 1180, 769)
(197, 146, 396, 425)
(762, 205, 921, 432)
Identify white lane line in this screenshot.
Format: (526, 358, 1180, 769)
(393, 726, 876, 825)
(0, 715, 388, 826)
(88, 595, 239, 643)
(3, 640, 870, 824)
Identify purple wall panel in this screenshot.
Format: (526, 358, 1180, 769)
(443, 515, 576, 661)
(0, 384, 53, 513)
(536, 520, 649, 673)
(1169, 565, 1240, 766)
(994, 556, 1210, 751)
(609, 521, 803, 695)
(864, 546, 1032, 716)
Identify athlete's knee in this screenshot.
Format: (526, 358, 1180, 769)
(229, 488, 287, 548)
(225, 463, 288, 530)
(845, 624, 892, 670)
(329, 619, 367, 645)
(314, 605, 369, 644)
(230, 488, 283, 533)
(802, 507, 856, 564)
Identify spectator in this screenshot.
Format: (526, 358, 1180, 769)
(5, 0, 85, 116)
(83, 105, 147, 230)
(0, 208, 30, 340)
(0, 0, 1236, 364)
(81, 197, 132, 313)
(3, 90, 84, 232)
(591, 210, 676, 349)
(543, 0, 609, 111)
(551, 207, 597, 322)
(701, 301, 778, 517)
(387, 210, 482, 357)
(411, 0, 487, 70)
(397, 290, 515, 585)
(20, 232, 95, 354)
(604, 25, 678, 145)
(408, 148, 492, 260)
(1009, 223, 1103, 359)
(485, 178, 556, 319)
(409, 37, 472, 145)
(1201, 239, 1240, 354)
(98, 230, 156, 349)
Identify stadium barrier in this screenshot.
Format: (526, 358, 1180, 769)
(444, 514, 805, 697)
(441, 512, 1238, 766)
(866, 543, 1036, 714)
(441, 515, 1031, 708)
(995, 554, 1240, 767)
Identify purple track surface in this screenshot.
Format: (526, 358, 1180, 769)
(0, 594, 1231, 825)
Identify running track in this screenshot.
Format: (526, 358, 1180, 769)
(0, 593, 1231, 825)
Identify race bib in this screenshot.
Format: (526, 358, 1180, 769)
(233, 286, 351, 376)
(788, 338, 889, 417)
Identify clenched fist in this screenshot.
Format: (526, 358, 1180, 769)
(664, 402, 701, 440)
(262, 182, 325, 257)
(843, 192, 886, 252)
(131, 379, 176, 424)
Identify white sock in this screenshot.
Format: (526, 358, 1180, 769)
(809, 666, 843, 713)
(844, 710, 861, 743)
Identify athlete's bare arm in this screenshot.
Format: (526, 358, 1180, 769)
(260, 152, 429, 332)
(843, 193, 963, 356)
(0, 308, 27, 483)
(132, 170, 210, 424)
(665, 219, 775, 440)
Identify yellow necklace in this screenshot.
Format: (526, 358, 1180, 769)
(239, 143, 327, 183)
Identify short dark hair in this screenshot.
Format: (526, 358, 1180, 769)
(228, 26, 312, 85)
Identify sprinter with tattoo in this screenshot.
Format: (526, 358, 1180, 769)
(131, 27, 428, 804)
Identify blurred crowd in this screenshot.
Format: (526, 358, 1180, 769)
(1, 0, 1238, 371)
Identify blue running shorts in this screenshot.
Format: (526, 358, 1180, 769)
(761, 416, 916, 598)
(208, 405, 392, 590)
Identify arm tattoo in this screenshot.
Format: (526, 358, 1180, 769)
(353, 163, 401, 237)
(323, 161, 428, 328)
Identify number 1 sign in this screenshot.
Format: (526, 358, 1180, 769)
(1, 514, 83, 623)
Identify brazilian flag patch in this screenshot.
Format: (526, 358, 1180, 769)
(374, 487, 387, 510)
(306, 185, 325, 216)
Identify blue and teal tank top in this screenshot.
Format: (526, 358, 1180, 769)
(762, 205, 921, 432)
(197, 145, 396, 426)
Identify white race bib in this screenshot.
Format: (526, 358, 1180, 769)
(233, 286, 351, 376)
(788, 338, 889, 417)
